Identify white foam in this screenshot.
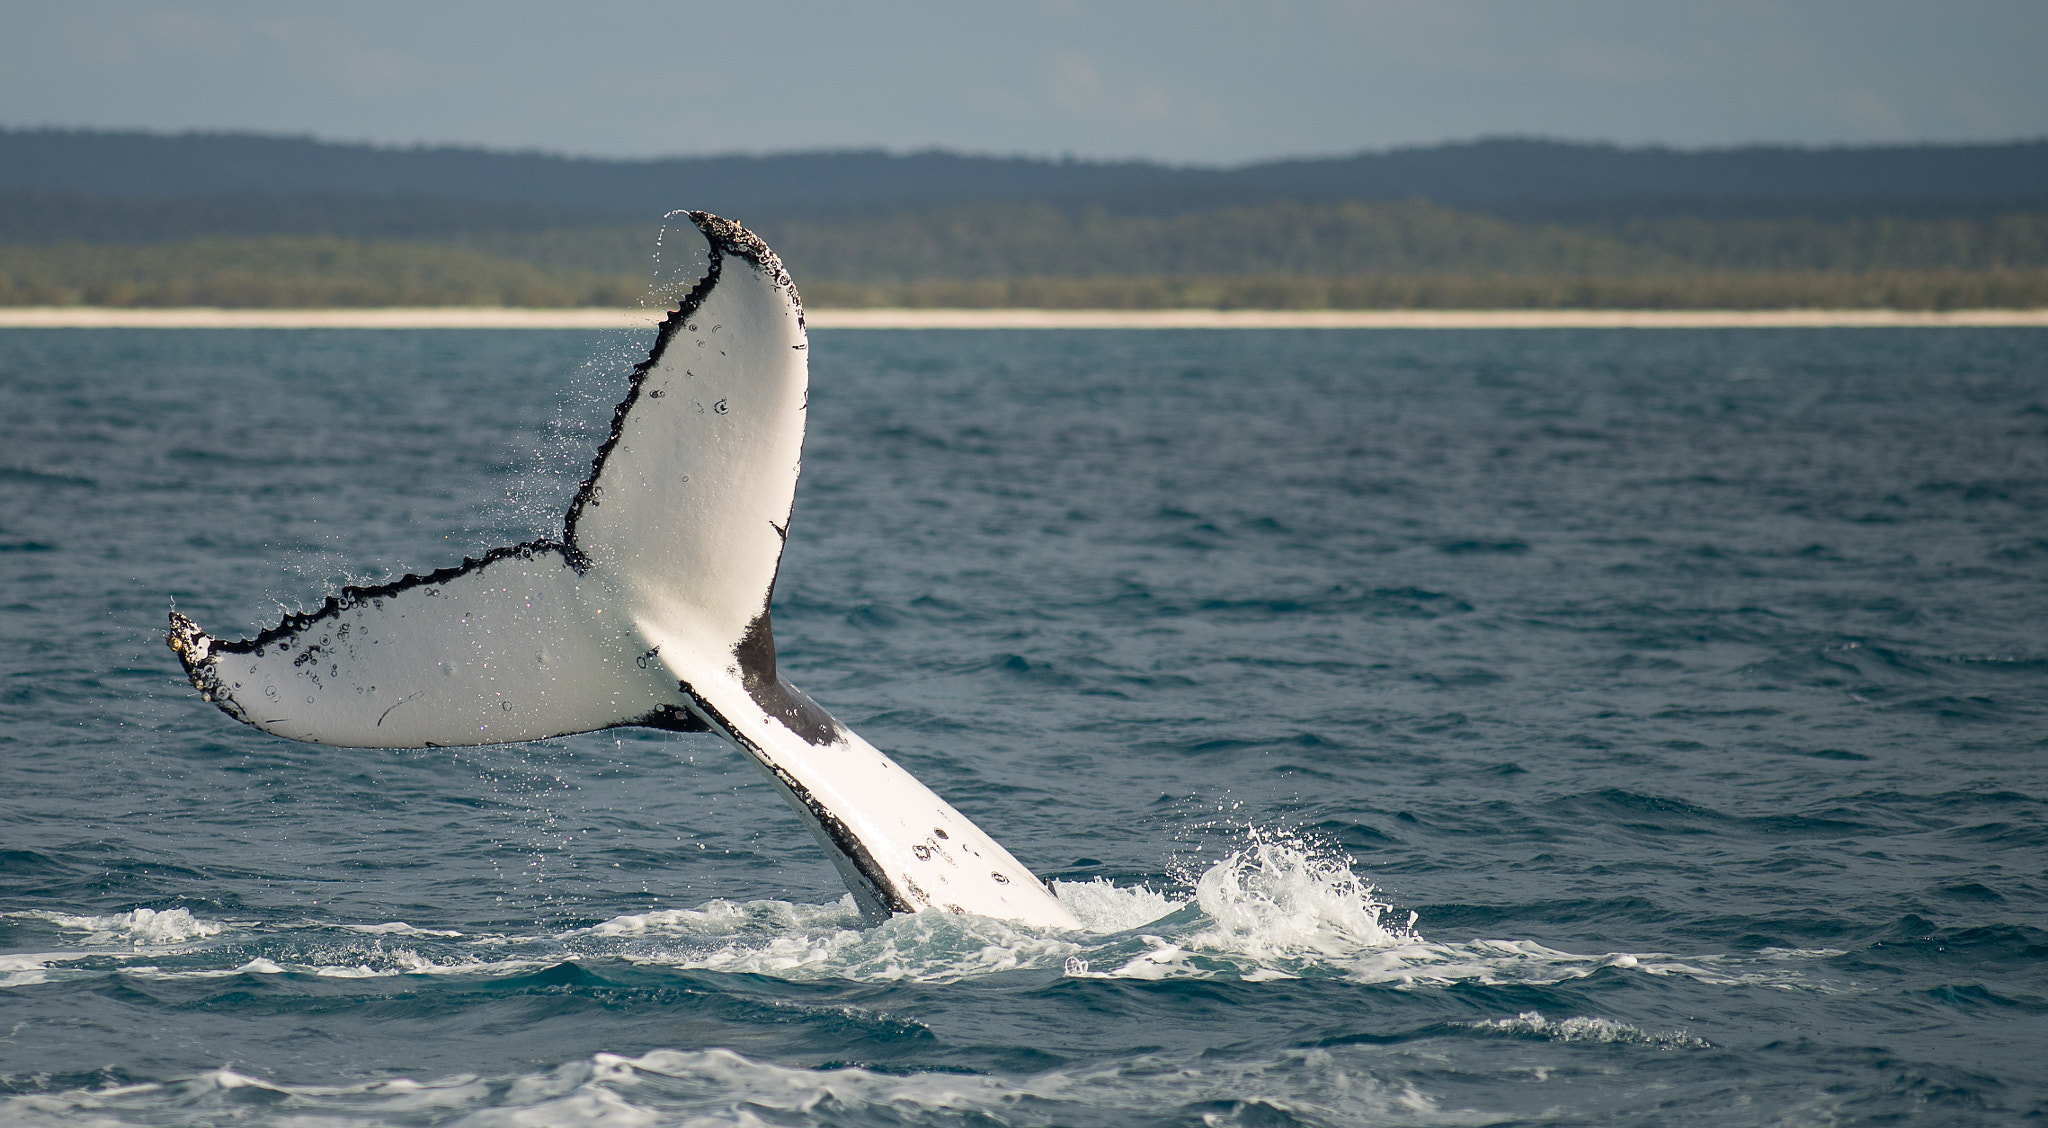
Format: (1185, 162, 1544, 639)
(341, 922, 465, 938)
(563, 833, 1818, 991)
(1462, 1010, 1710, 1049)
(574, 895, 864, 938)
(566, 893, 1096, 983)
(1051, 877, 1182, 932)
(306, 950, 537, 979)
(1757, 946, 1850, 959)
(0, 837, 1823, 994)
(27, 907, 226, 946)
(0, 960, 54, 988)
(0, 1047, 1482, 1128)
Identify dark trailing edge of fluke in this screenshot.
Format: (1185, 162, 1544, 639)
(679, 676, 908, 918)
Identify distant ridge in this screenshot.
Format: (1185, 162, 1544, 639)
(2, 129, 2043, 219)
(6, 129, 2045, 312)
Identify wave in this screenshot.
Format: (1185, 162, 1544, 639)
(0, 1047, 1499, 1128)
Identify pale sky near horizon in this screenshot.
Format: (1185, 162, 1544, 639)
(2, 1, 2043, 165)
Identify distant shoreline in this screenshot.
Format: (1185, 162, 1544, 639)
(2, 307, 2046, 330)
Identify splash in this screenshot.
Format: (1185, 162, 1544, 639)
(1054, 827, 1431, 981)
(1189, 827, 1420, 959)
(1045, 830, 1809, 992)
(560, 830, 1425, 983)
(37, 907, 225, 946)
(0, 837, 1825, 994)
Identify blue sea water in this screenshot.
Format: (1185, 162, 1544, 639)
(1, 324, 2045, 1125)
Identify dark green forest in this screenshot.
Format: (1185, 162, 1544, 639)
(3, 132, 2044, 309)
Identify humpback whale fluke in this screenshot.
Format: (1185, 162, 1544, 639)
(167, 212, 1081, 930)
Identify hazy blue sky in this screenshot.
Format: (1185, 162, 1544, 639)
(3, 1, 2043, 163)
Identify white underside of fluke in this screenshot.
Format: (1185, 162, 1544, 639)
(168, 213, 1080, 931)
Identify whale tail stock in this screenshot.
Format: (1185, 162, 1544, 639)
(166, 212, 1081, 930)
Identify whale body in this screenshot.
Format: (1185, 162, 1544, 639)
(167, 213, 1081, 930)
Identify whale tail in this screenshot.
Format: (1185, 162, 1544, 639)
(168, 213, 1081, 930)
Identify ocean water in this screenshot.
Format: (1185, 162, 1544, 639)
(1, 325, 2045, 1126)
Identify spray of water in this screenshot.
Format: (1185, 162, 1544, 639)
(1188, 825, 1420, 960)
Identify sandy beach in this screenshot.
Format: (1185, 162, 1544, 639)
(1, 306, 2045, 330)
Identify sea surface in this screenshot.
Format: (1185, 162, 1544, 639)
(1, 325, 2045, 1126)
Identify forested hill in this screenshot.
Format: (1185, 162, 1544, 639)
(4, 130, 2045, 309)
(3, 130, 2045, 220)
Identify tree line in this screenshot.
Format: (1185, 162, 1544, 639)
(5, 194, 2045, 309)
